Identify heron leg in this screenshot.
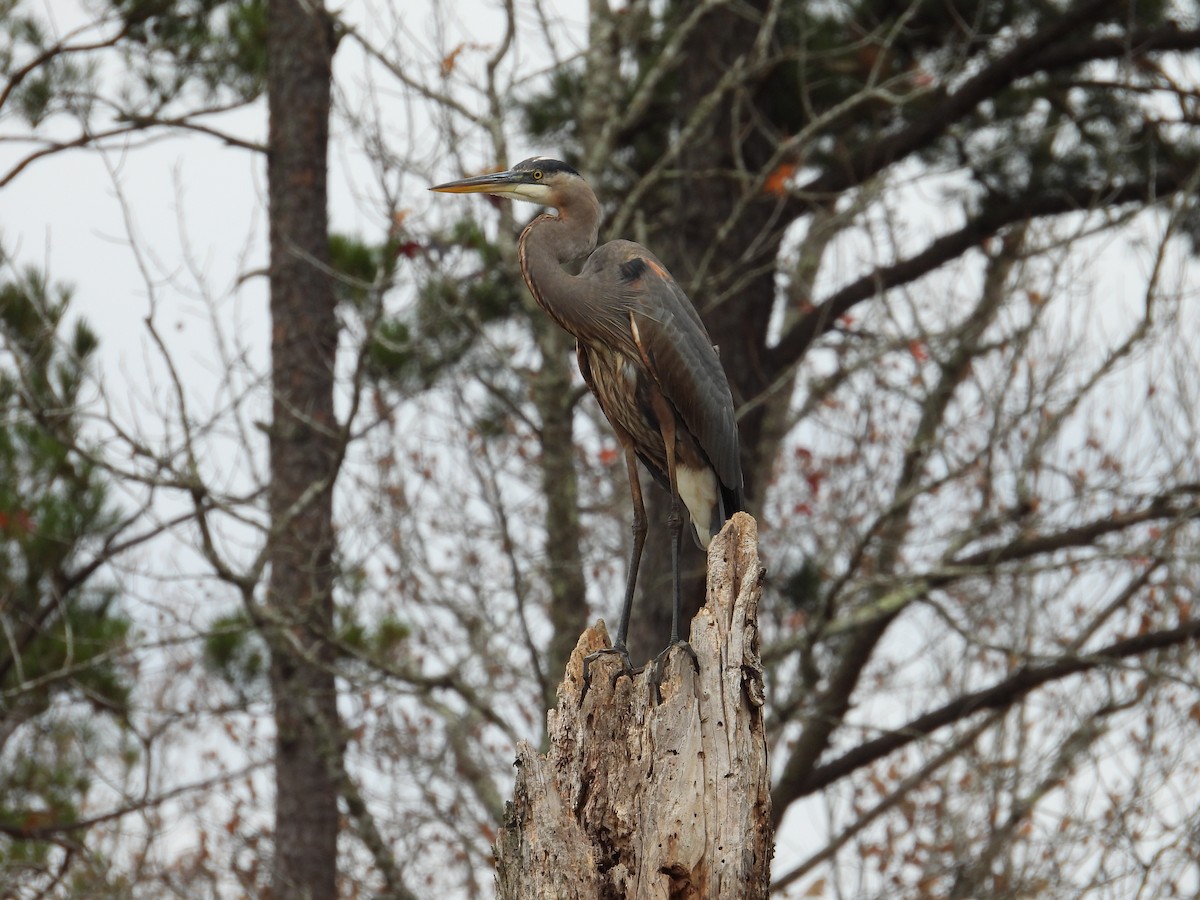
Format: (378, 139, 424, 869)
(650, 484, 699, 697)
(666, 490, 684, 645)
(615, 446, 647, 652)
(649, 403, 699, 695)
(654, 404, 687, 649)
(583, 446, 645, 691)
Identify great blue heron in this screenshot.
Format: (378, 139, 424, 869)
(431, 157, 743, 669)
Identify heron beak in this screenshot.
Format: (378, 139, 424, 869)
(428, 169, 527, 195)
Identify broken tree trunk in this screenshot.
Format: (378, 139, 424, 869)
(496, 512, 771, 899)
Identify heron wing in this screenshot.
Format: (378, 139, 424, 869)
(583, 241, 743, 497)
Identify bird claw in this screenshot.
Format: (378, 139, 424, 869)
(650, 640, 699, 702)
(582, 645, 640, 698)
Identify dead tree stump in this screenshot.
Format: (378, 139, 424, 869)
(496, 513, 771, 899)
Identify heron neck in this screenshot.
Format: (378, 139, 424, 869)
(523, 193, 600, 264)
(518, 195, 601, 333)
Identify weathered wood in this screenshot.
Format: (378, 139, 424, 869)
(496, 513, 771, 899)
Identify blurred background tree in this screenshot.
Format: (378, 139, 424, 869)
(0, 266, 135, 894)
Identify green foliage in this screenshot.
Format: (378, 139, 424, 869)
(330, 232, 386, 309)
(335, 607, 411, 668)
(2, 0, 266, 128)
(782, 557, 823, 613)
(108, 0, 267, 104)
(0, 723, 85, 871)
(203, 600, 412, 684)
(522, 66, 587, 148)
(522, 0, 1200, 225)
(202, 609, 267, 687)
(0, 263, 133, 871)
(0, 4, 98, 126)
(370, 615, 411, 656)
(362, 219, 526, 393)
(5, 591, 130, 707)
(203, 597, 412, 699)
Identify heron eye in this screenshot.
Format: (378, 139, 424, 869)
(533, 170, 543, 180)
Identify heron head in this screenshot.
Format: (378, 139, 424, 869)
(429, 157, 581, 206)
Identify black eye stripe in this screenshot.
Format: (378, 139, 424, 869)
(513, 157, 579, 177)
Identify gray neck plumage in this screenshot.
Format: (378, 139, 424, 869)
(518, 190, 602, 336)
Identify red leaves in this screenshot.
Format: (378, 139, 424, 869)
(0, 509, 33, 534)
(794, 446, 825, 496)
(390, 210, 422, 259)
(788, 445, 825, 515)
(763, 162, 797, 197)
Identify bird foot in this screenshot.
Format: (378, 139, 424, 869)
(582, 645, 641, 698)
(650, 640, 699, 703)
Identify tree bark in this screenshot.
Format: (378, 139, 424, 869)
(496, 513, 771, 899)
(265, 1, 340, 896)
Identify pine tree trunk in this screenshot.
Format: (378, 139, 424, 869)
(265, 1, 340, 896)
(496, 513, 771, 899)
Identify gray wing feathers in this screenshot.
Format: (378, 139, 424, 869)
(634, 298, 742, 492)
(583, 242, 742, 493)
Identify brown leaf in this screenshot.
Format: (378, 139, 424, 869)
(763, 162, 796, 197)
(442, 43, 465, 75)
